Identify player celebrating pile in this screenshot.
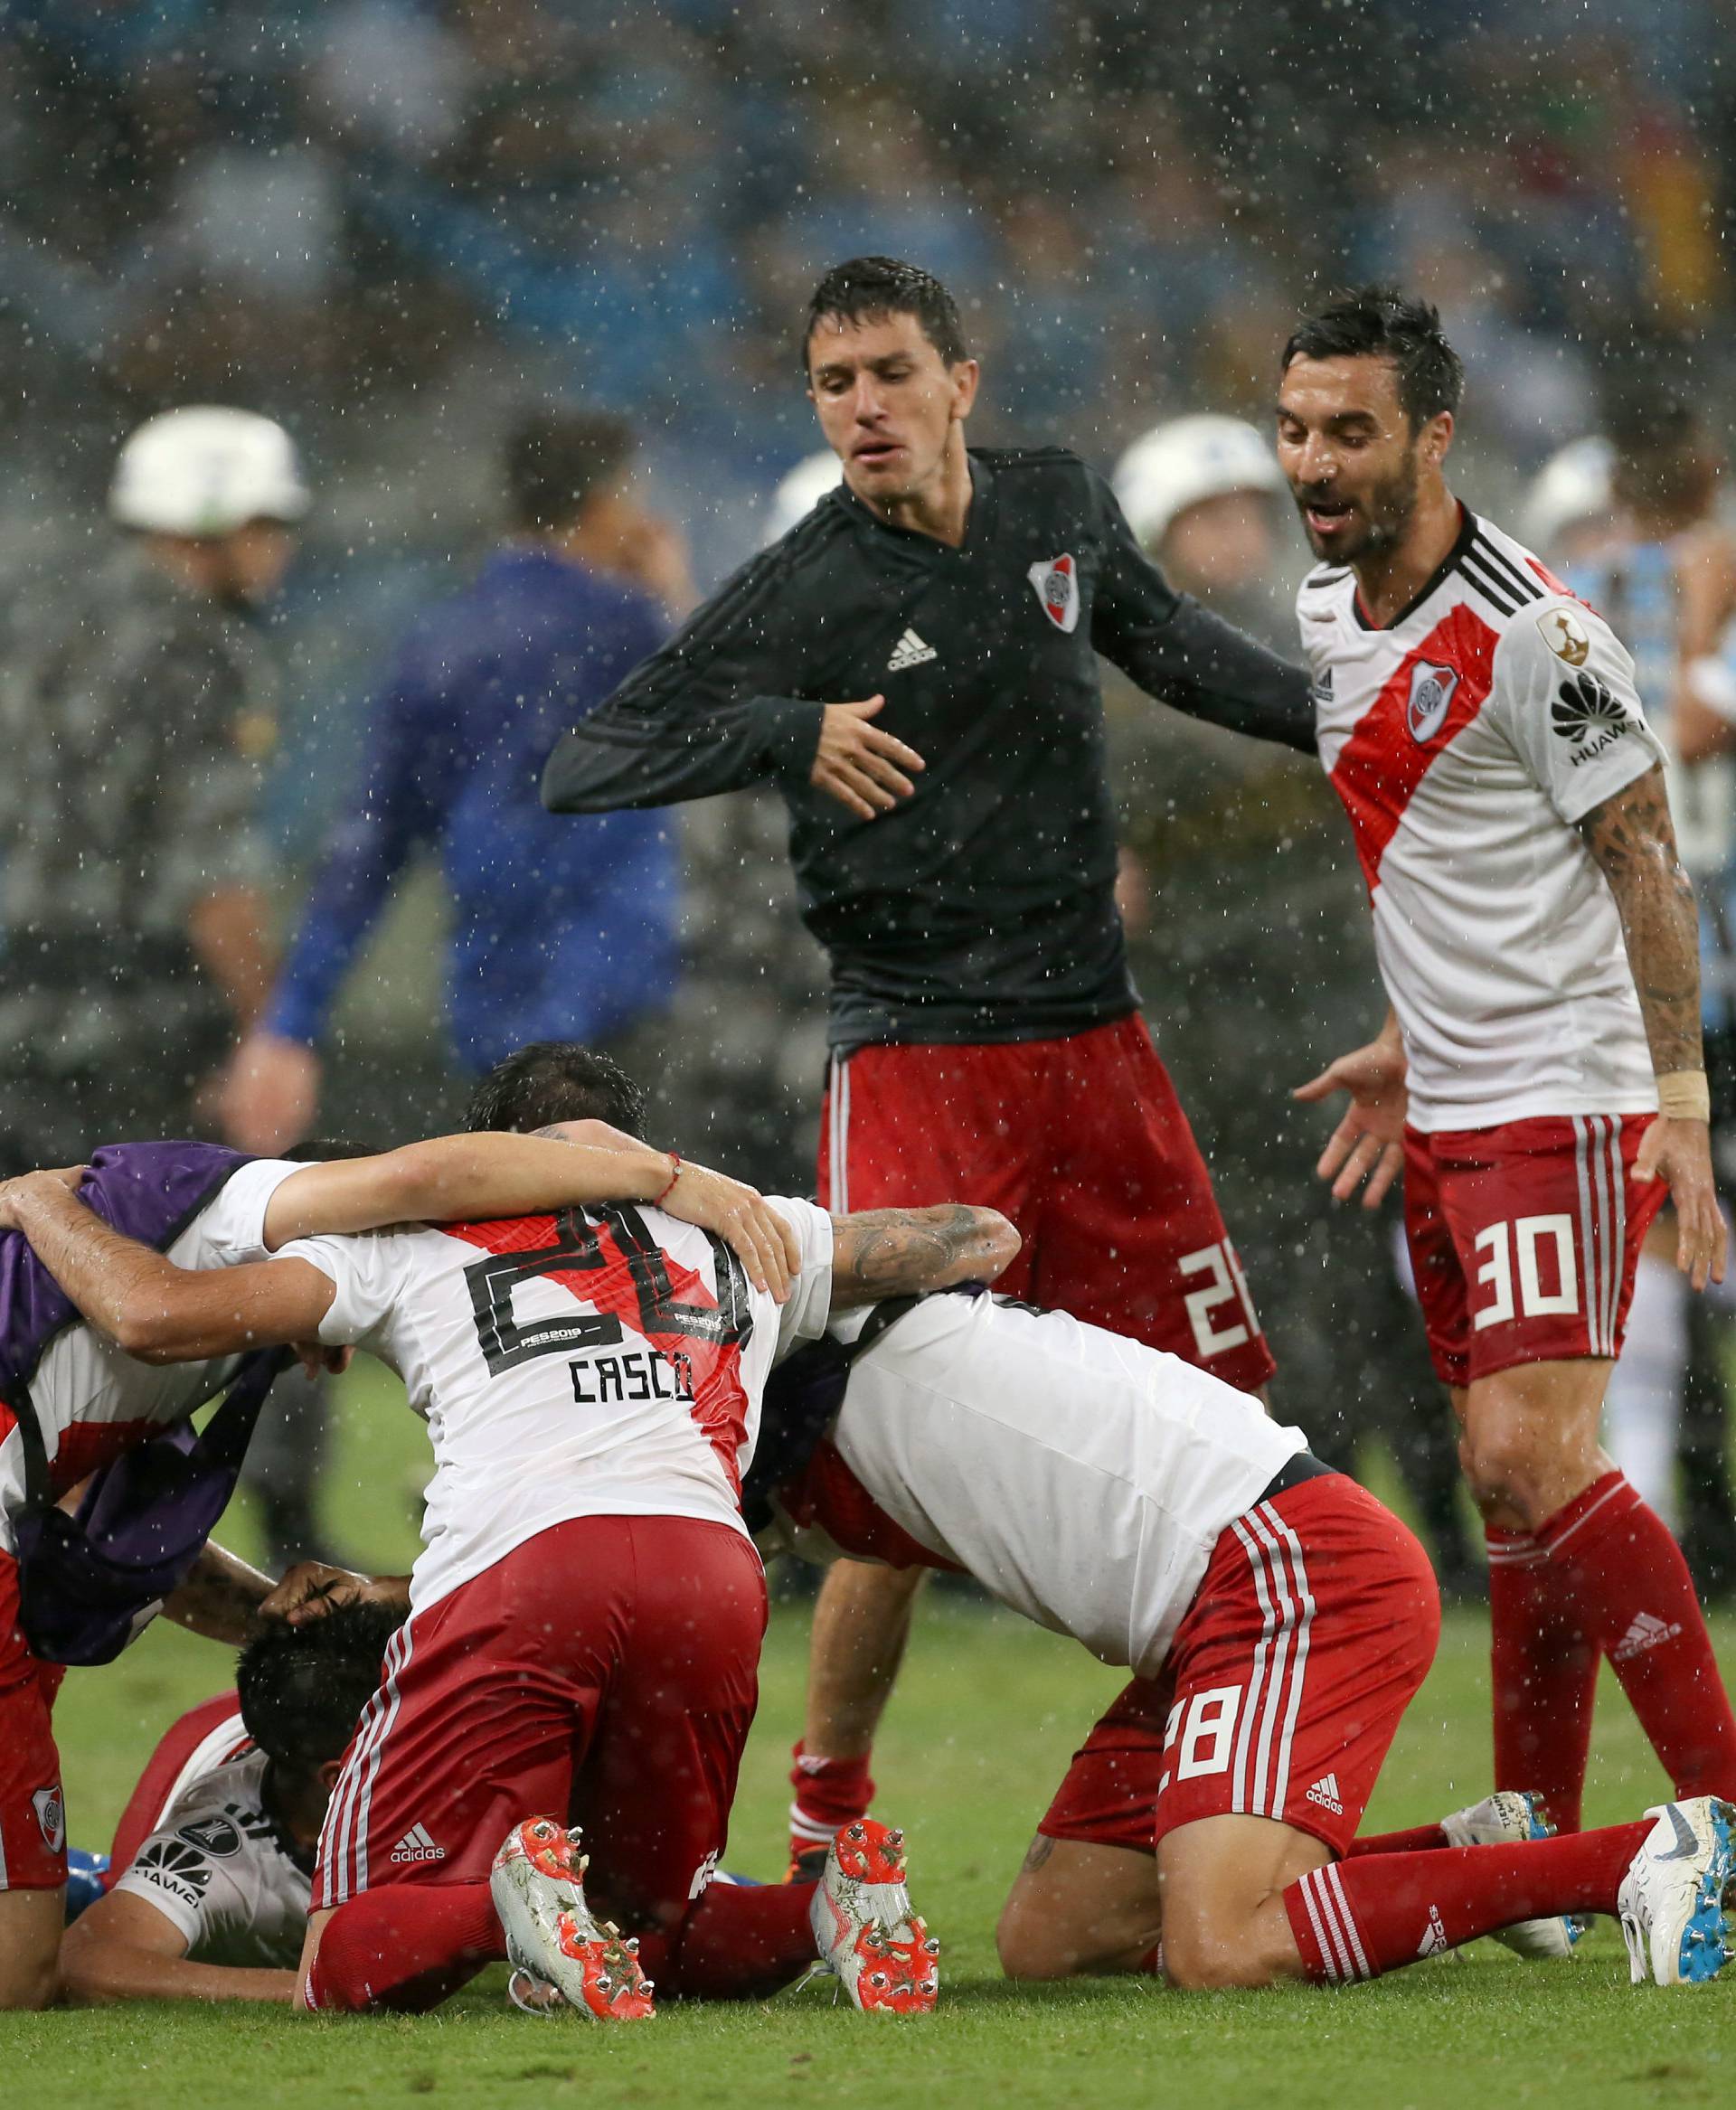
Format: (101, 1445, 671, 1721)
(1280, 289, 1736, 1830)
(542, 256, 1317, 1858)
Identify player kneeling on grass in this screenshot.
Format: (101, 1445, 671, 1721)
(0, 1043, 1014, 2019)
(750, 1285, 1735, 1990)
(60, 1604, 401, 2003)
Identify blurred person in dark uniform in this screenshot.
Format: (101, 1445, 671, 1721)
(0, 405, 327, 1569)
(0, 407, 301, 1173)
(224, 410, 689, 1157)
(1109, 413, 1480, 1597)
(1564, 396, 1736, 1598)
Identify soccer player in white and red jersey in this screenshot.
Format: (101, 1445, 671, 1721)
(1276, 288, 1736, 1855)
(750, 1287, 1733, 1990)
(0, 1063, 1018, 2021)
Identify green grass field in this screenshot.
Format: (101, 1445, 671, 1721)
(5, 1367, 1733, 2110)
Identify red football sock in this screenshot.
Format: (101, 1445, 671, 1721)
(1284, 1822, 1648, 1983)
(633, 1879, 820, 2001)
(306, 1881, 505, 2012)
(1487, 1520, 1599, 1831)
(788, 1743, 874, 1862)
(1345, 1823, 1448, 1856)
(1533, 1473, 1736, 1806)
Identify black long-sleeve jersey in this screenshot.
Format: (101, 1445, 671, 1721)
(542, 447, 1315, 1051)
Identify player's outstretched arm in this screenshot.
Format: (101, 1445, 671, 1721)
(0, 1173, 336, 1362)
(60, 1888, 297, 2006)
(263, 1129, 799, 1299)
(1579, 764, 1727, 1289)
(828, 1203, 1020, 1309)
(163, 1542, 278, 1644)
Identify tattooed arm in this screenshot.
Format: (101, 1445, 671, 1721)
(827, 1204, 1021, 1309)
(1579, 763, 1726, 1288)
(163, 1542, 278, 1644)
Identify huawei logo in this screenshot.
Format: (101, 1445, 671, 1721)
(1551, 673, 1628, 760)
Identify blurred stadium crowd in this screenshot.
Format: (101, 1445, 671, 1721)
(3, 0, 1735, 1573)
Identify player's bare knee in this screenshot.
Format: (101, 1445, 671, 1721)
(1161, 1926, 1275, 1992)
(0, 1950, 60, 2011)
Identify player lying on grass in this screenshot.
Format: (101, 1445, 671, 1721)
(0, 1118, 804, 2012)
(747, 1284, 1735, 1991)
(0, 1045, 1020, 2020)
(60, 1603, 401, 2003)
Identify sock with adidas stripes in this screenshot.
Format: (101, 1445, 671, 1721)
(1283, 1823, 1649, 1983)
(788, 1744, 874, 1868)
(1487, 1514, 1599, 1832)
(1494, 1472, 1736, 1826)
(305, 1880, 505, 2012)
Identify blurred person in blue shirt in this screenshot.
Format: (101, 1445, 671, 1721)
(223, 410, 688, 1153)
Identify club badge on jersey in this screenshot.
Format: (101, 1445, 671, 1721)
(1407, 662, 1460, 744)
(1028, 554, 1080, 633)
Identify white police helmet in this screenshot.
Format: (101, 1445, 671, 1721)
(1521, 436, 1614, 557)
(109, 407, 311, 537)
(1112, 414, 1285, 550)
(765, 450, 844, 543)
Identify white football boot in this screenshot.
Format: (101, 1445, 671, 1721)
(1441, 1791, 1581, 1960)
(489, 1816, 656, 2021)
(807, 1817, 939, 2014)
(1617, 1797, 1736, 1987)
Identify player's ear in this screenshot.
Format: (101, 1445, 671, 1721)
(1423, 410, 1454, 466)
(950, 359, 980, 421)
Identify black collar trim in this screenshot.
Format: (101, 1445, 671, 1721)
(1352, 504, 1477, 632)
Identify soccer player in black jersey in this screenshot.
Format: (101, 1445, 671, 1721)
(541, 256, 1317, 1869)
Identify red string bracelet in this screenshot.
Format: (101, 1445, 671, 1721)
(652, 1153, 682, 1207)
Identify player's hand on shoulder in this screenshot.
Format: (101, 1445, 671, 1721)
(1636, 1114, 1728, 1292)
(1293, 1035, 1409, 1208)
(660, 1159, 799, 1304)
(259, 1561, 409, 1629)
(810, 696, 926, 820)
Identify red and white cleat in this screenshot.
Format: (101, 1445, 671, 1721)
(807, 1818, 939, 2015)
(489, 1817, 656, 2022)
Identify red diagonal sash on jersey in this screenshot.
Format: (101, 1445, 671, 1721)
(443, 1210, 752, 1493)
(1327, 603, 1500, 892)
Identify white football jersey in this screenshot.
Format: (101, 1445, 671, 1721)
(1300, 507, 1666, 1132)
(283, 1197, 833, 1611)
(112, 1716, 311, 1968)
(795, 1291, 1307, 1680)
(0, 1158, 303, 1557)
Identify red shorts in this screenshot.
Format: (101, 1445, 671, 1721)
(0, 1552, 67, 1891)
(1404, 1114, 1665, 1389)
(1037, 1474, 1439, 1859)
(820, 1014, 1275, 1391)
(314, 1516, 766, 1941)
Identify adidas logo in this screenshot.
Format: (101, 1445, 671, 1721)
(1416, 1905, 1450, 1959)
(1306, 1772, 1344, 1816)
(887, 628, 938, 672)
(390, 1823, 446, 1865)
(1612, 1610, 1683, 1663)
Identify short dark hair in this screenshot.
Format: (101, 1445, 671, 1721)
(235, 1601, 402, 1775)
(462, 1041, 646, 1138)
(803, 256, 969, 372)
(1281, 287, 1464, 432)
(505, 410, 635, 533)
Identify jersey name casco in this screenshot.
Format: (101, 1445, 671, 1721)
(1299, 508, 1665, 1132)
(281, 1197, 832, 1611)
